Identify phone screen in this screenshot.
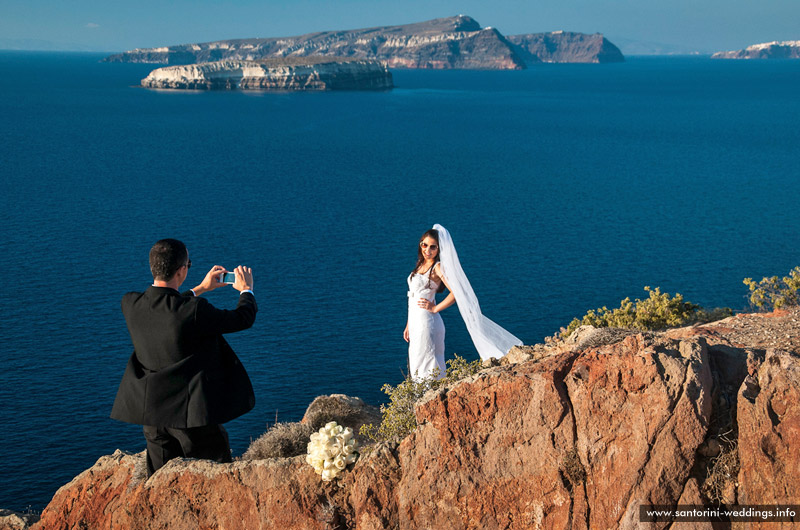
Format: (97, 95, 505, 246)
(220, 272, 236, 284)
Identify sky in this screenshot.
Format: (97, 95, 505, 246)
(1, 0, 798, 55)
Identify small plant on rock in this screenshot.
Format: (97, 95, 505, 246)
(743, 266, 800, 311)
(561, 446, 586, 489)
(360, 355, 483, 444)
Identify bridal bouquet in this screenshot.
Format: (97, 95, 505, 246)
(306, 421, 359, 481)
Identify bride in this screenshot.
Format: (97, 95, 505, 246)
(404, 224, 522, 380)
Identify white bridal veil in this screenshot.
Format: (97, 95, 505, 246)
(433, 224, 523, 360)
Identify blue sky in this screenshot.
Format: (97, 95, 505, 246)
(1, 0, 798, 54)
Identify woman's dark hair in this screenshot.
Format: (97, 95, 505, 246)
(410, 229, 445, 293)
(149, 238, 188, 281)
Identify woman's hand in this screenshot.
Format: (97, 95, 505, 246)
(417, 299, 437, 313)
(403, 324, 409, 343)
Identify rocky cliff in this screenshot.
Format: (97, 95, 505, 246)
(104, 15, 623, 69)
(105, 16, 524, 70)
(10, 308, 798, 529)
(140, 57, 393, 91)
(712, 40, 800, 59)
(507, 31, 624, 63)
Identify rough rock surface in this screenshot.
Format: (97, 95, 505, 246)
(0, 510, 38, 530)
(712, 40, 800, 59)
(567, 336, 712, 529)
(507, 31, 624, 64)
(15, 309, 800, 529)
(736, 349, 800, 529)
(399, 351, 580, 529)
(665, 307, 800, 353)
(140, 58, 393, 90)
(104, 15, 624, 69)
(301, 394, 382, 436)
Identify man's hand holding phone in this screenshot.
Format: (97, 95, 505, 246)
(191, 265, 253, 296)
(232, 265, 253, 293)
(192, 265, 228, 296)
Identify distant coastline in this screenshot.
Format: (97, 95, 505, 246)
(712, 40, 800, 59)
(103, 15, 624, 70)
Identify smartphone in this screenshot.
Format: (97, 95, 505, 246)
(220, 272, 236, 284)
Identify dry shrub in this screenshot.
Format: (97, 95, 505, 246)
(242, 422, 312, 460)
(702, 432, 740, 504)
(562, 446, 586, 488)
(242, 395, 382, 460)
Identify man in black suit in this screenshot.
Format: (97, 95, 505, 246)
(111, 238, 257, 476)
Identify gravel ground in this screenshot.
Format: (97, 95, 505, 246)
(665, 306, 800, 352)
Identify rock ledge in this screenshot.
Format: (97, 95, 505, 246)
(7, 309, 799, 529)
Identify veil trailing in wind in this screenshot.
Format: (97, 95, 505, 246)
(433, 224, 522, 360)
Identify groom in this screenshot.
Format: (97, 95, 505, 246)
(111, 238, 257, 476)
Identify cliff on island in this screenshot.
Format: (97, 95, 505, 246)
(712, 40, 800, 59)
(507, 31, 624, 63)
(104, 15, 624, 69)
(140, 57, 393, 91)
(6, 307, 798, 530)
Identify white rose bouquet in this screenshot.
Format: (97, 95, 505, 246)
(305, 421, 359, 481)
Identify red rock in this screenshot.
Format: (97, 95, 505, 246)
(32, 446, 402, 530)
(737, 349, 800, 528)
(566, 336, 713, 529)
(675, 478, 715, 530)
(21, 318, 799, 530)
(33, 451, 336, 530)
(398, 352, 579, 530)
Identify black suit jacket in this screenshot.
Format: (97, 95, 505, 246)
(111, 286, 257, 428)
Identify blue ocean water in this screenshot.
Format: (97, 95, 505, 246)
(1, 51, 799, 511)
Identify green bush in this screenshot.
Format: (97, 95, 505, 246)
(743, 266, 800, 310)
(563, 286, 696, 336)
(562, 286, 731, 338)
(360, 355, 483, 444)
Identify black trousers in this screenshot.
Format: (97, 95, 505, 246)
(142, 424, 232, 476)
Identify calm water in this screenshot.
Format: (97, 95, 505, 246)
(1, 51, 799, 510)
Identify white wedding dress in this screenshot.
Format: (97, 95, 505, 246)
(407, 265, 446, 381)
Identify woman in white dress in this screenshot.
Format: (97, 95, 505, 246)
(404, 225, 523, 381)
(404, 228, 455, 380)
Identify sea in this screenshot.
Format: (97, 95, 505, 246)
(1, 51, 799, 511)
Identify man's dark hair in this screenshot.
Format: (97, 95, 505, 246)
(149, 239, 188, 281)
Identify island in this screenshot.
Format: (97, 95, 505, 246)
(712, 40, 800, 59)
(507, 31, 624, 63)
(140, 57, 393, 91)
(105, 15, 624, 70)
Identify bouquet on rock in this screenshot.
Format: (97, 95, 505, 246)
(306, 421, 359, 481)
